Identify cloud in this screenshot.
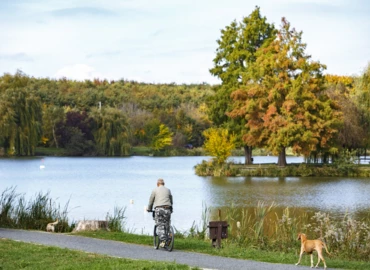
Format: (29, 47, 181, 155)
(54, 64, 106, 81)
(51, 7, 117, 18)
(86, 51, 121, 59)
(145, 46, 215, 58)
(0, 53, 33, 62)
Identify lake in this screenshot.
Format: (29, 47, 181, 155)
(1, 156, 370, 234)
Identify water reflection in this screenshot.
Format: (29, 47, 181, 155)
(205, 175, 370, 221)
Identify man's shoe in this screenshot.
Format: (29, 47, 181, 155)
(159, 241, 165, 248)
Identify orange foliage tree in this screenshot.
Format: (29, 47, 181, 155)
(228, 18, 343, 166)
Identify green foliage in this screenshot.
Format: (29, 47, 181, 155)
(91, 107, 131, 156)
(0, 72, 213, 156)
(203, 128, 236, 164)
(209, 8, 275, 120)
(194, 162, 369, 177)
(42, 105, 65, 148)
(229, 18, 342, 165)
(208, 7, 276, 163)
(0, 85, 42, 156)
(0, 187, 72, 232)
(55, 111, 96, 156)
(354, 63, 370, 148)
(106, 206, 127, 232)
(195, 160, 240, 177)
(151, 124, 173, 152)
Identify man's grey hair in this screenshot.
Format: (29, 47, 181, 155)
(157, 178, 165, 185)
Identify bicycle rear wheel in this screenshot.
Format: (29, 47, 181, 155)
(165, 225, 174, 252)
(153, 225, 159, 249)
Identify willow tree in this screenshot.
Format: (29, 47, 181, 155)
(209, 6, 276, 164)
(354, 64, 370, 151)
(91, 107, 131, 156)
(229, 18, 342, 166)
(0, 87, 42, 156)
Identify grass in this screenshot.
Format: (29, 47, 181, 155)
(35, 147, 66, 156)
(0, 238, 196, 270)
(1, 230, 369, 269)
(72, 230, 370, 269)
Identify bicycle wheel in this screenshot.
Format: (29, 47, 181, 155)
(153, 225, 159, 249)
(165, 225, 174, 252)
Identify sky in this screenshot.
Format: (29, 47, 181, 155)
(1, 0, 369, 84)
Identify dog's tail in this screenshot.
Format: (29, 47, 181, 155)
(51, 218, 59, 225)
(322, 241, 331, 255)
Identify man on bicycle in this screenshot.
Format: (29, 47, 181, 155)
(147, 178, 173, 247)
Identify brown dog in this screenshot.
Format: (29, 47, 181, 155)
(296, 233, 330, 269)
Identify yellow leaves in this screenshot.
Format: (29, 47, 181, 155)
(151, 124, 173, 152)
(203, 128, 236, 164)
(41, 136, 49, 145)
(325, 74, 354, 89)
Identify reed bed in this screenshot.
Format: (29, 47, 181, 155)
(210, 202, 370, 261)
(195, 160, 370, 177)
(0, 187, 72, 232)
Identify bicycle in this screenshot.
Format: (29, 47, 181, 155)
(148, 210, 174, 251)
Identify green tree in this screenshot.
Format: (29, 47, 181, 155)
(203, 127, 236, 164)
(229, 18, 342, 166)
(354, 64, 370, 151)
(151, 124, 173, 152)
(0, 87, 42, 156)
(209, 6, 276, 164)
(325, 79, 365, 153)
(42, 104, 65, 148)
(91, 107, 131, 156)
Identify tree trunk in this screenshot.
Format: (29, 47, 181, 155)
(277, 148, 287, 167)
(52, 124, 59, 148)
(243, 145, 253, 164)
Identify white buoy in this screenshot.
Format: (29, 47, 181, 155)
(130, 199, 134, 204)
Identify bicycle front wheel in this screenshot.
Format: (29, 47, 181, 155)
(165, 225, 174, 252)
(153, 225, 159, 249)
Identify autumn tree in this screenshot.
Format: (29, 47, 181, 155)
(203, 127, 236, 164)
(209, 6, 276, 164)
(229, 18, 342, 166)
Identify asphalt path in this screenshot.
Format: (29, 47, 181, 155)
(0, 228, 332, 270)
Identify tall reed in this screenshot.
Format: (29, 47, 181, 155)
(0, 187, 72, 232)
(106, 206, 127, 232)
(219, 202, 370, 260)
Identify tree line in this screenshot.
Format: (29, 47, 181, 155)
(1, 6, 370, 164)
(0, 72, 212, 156)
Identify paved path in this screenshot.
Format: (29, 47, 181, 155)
(0, 228, 329, 270)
